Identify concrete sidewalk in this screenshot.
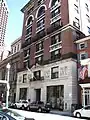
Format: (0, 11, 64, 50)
(50, 110, 73, 117)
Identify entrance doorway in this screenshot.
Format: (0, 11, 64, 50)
(35, 89, 41, 101)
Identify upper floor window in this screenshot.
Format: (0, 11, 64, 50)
(73, 17, 80, 28)
(51, 8, 60, 18)
(35, 55, 43, 64)
(87, 26, 90, 34)
(26, 16, 34, 27)
(80, 52, 88, 60)
(74, 4, 79, 13)
(37, 6, 45, 18)
(26, 27, 32, 36)
(14, 46, 16, 53)
(33, 70, 41, 80)
(86, 14, 90, 23)
(24, 49, 30, 57)
(51, 66, 59, 79)
(79, 42, 87, 50)
(24, 60, 30, 68)
(51, 49, 61, 60)
(23, 74, 27, 83)
(51, 0, 59, 7)
(38, 0, 44, 5)
(36, 42, 43, 52)
(51, 34, 60, 45)
(85, 3, 89, 12)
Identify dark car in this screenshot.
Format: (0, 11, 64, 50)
(27, 101, 50, 113)
(0, 109, 35, 120)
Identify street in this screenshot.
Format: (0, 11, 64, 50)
(9, 108, 86, 120)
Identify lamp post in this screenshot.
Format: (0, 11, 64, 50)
(6, 63, 10, 108)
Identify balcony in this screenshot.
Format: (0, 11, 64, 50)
(50, 2, 61, 12)
(50, 41, 62, 52)
(50, 13, 61, 24)
(47, 22, 63, 34)
(21, 39, 31, 48)
(32, 30, 46, 42)
(29, 76, 44, 81)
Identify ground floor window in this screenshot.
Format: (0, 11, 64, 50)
(47, 85, 64, 109)
(19, 88, 27, 100)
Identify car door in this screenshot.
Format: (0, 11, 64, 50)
(81, 106, 90, 118)
(30, 102, 37, 110)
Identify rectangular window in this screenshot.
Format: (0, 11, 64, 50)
(80, 52, 88, 60)
(23, 74, 27, 83)
(51, 34, 60, 45)
(26, 27, 32, 35)
(35, 55, 43, 64)
(24, 49, 30, 57)
(74, 4, 79, 13)
(51, 8, 60, 18)
(87, 26, 90, 34)
(85, 3, 89, 12)
(51, 66, 59, 79)
(74, 17, 80, 28)
(36, 42, 43, 52)
(86, 14, 90, 23)
(51, 49, 61, 60)
(79, 42, 87, 50)
(33, 70, 41, 80)
(24, 60, 30, 68)
(37, 19, 45, 28)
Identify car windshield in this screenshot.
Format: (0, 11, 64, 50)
(3, 109, 25, 120)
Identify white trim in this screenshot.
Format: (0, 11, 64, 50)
(34, 53, 43, 58)
(80, 83, 90, 88)
(75, 36, 90, 43)
(35, 4, 47, 18)
(25, 15, 34, 26)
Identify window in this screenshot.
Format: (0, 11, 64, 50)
(35, 55, 43, 64)
(51, 49, 61, 60)
(74, 4, 79, 13)
(37, 19, 45, 30)
(38, 0, 44, 5)
(33, 70, 41, 80)
(86, 14, 90, 23)
(51, 8, 60, 18)
(80, 52, 88, 60)
(23, 74, 27, 83)
(87, 26, 90, 34)
(85, 3, 89, 12)
(14, 46, 16, 53)
(24, 60, 30, 68)
(36, 42, 43, 52)
(51, 34, 60, 45)
(24, 49, 30, 57)
(17, 44, 19, 51)
(26, 27, 32, 35)
(37, 6, 45, 18)
(27, 17, 33, 26)
(74, 17, 80, 28)
(79, 42, 87, 50)
(51, 0, 59, 7)
(51, 66, 59, 79)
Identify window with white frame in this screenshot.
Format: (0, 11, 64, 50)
(23, 74, 27, 83)
(36, 41, 43, 52)
(51, 66, 59, 79)
(87, 26, 90, 34)
(86, 14, 90, 23)
(74, 17, 80, 28)
(35, 55, 43, 64)
(51, 34, 60, 45)
(51, 0, 59, 7)
(79, 42, 87, 50)
(74, 4, 79, 13)
(38, 0, 44, 5)
(85, 3, 89, 12)
(80, 52, 88, 60)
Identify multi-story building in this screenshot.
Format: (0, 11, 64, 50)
(15, 0, 87, 110)
(0, 37, 21, 102)
(0, 0, 8, 55)
(76, 35, 90, 107)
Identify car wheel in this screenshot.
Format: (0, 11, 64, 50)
(76, 112, 81, 118)
(22, 105, 25, 110)
(27, 106, 30, 111)
(38, 107, 42, 112)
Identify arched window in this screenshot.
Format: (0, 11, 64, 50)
(51, 0, 59, 7)
(26, 15, 34, 26)
(37, 6, 45, 18)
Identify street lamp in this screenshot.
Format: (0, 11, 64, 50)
(6, 63, 10, 108)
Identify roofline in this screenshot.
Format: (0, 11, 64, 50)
(75, 35, 90, 44)
(21, 0, 31, 13)
(11, 36, 21, 46)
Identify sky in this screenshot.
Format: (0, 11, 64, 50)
(5, 0, 29, 50)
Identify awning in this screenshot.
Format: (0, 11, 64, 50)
(80, 83, 90, 88)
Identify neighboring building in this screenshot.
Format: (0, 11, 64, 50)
(15, 0, 86, 110)
(76, 36, 90, 107)
(0, 37, 21, 102)
(0, 0, 9, 54)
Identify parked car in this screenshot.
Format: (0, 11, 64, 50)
(73, 105, 90, 118)
(27, 101, 50, 113)
(1, 108, 35, 120)
(13, 100, 29, 110)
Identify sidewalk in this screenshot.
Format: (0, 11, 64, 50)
(50, 109, 73, 117)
